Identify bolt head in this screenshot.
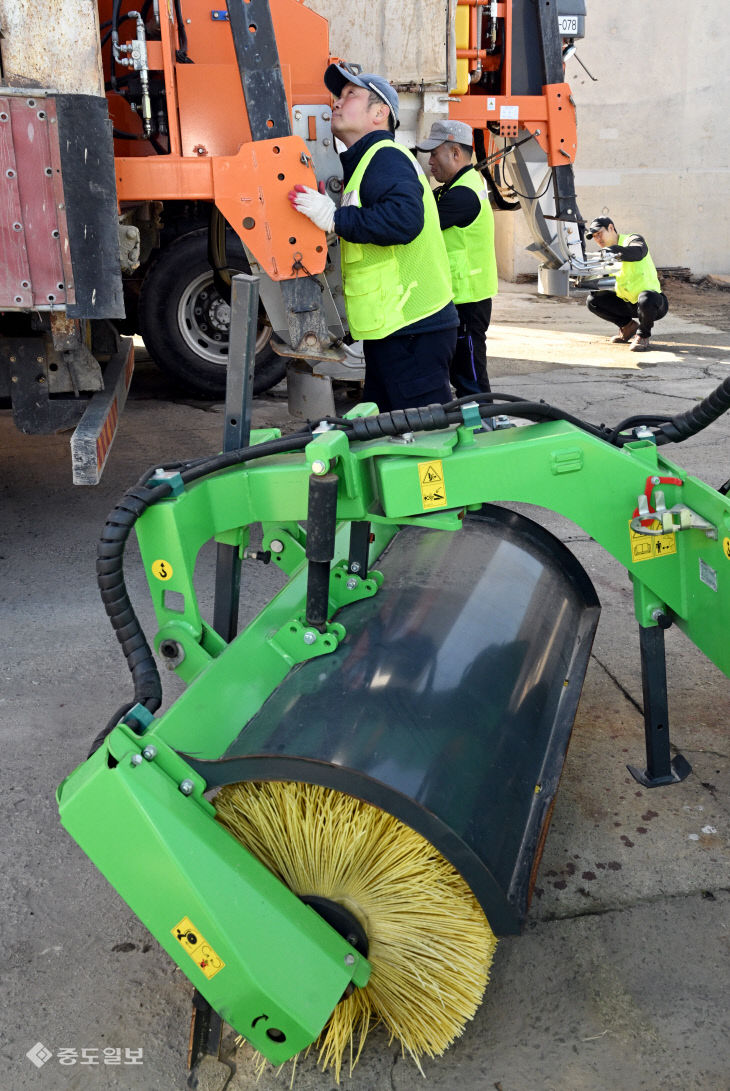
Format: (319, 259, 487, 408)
(311, 459, 328, 475)
(269, 539, 284, 553)
(349, 561, 361, 574)
(303, 630, 317, 645)
(179, 779, 195, 796)
(346, 577, 358, 590)
(130, 754, 143, 766)
(344, 953, 355, 966)
(142, 745, 157, 760)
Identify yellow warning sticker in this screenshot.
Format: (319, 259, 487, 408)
(628, 519, 677, 563)
(418, 459, 448, 510)
(151, 559, 173, 581)
(722, 537, 730, 562)
(172, 917, 225, 980)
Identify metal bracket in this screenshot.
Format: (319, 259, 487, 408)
(267, 618, 346, 666)
(630, 492, 717, 538)
(328, 561, 382, 611)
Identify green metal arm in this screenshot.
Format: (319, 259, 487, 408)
(137, 417, 730, 693)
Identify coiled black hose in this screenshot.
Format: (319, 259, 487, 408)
(90, 432, 313, 754)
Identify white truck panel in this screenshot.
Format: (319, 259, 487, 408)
(0, 0, 105, 95)
(304, 0, 449, 87)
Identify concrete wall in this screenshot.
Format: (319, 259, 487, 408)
(304, 1, 729, 278)
(572, 3, 730, 276)
(305, 0, 449, 87)
(502, 2, 730, 279)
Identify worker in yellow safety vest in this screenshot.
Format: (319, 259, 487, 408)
(585, 216, 669, 351)
(416, 120, 498, 398)
(289, 62, 458, 412)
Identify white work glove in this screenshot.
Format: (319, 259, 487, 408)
(289, 184, 336, 233)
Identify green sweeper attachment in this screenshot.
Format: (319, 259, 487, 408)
(58, 380, 730, 1077)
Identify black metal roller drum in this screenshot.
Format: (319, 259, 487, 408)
(186, 505, 600, 935)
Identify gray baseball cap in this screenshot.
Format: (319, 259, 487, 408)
(324, 62, 399, 124)
(415, 120, 474, 151)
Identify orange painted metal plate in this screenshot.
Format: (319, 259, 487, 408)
(175, 66, 252, 158)
(450, 89, 576, 167)
(212, 136, 327, 280)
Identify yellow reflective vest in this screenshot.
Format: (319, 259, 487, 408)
(440, 168, 498, 304)
(614, 233, 661, 303)
(340, 141, 453, 340)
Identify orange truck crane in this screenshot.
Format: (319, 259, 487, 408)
(0, 0, 587, 482)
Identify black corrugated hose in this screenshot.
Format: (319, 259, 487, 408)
(89, 431, 314, 755)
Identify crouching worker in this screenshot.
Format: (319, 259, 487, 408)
(585, 216, 668, 351)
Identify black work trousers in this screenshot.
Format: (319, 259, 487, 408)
(451, 298, 493, 397)
(362, 326, 456, 412)
(587, 289, 669, 337)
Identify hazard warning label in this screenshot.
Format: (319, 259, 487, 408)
(172, 916, 225, 980)
(418, 460, 448, 509)
(628, 519, 677, 563)
(151, 558, 173, 581)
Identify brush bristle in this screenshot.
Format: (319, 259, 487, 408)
(214, 780, 497, 1080)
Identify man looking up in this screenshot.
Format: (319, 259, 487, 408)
(416, 120, 498, 398)
(585, 216, 668, 351)
(289, 63, 457, 412)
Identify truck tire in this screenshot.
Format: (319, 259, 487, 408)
(138, 229, 286, 397)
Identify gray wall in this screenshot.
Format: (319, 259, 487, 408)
(508, 3, 730, 278)
(303, 1, 728, 277)
(305, 0, 449, 87)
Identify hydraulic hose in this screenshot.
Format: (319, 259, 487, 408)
(337, 396, 611, 445)
(658, 375, 730, 444)
(91, 431, 314, 754)
(474, 127, 521, 212)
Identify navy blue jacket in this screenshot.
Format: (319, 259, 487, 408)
(433, 165, 481, 229)
(333, 131, 457, 336)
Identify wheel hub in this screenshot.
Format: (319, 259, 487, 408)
(180, 272, 272, 364)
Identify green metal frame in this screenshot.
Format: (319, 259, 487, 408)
(58, 414, 730, 1062)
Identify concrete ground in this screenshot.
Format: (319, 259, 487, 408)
(2, 281, 729, 1090)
